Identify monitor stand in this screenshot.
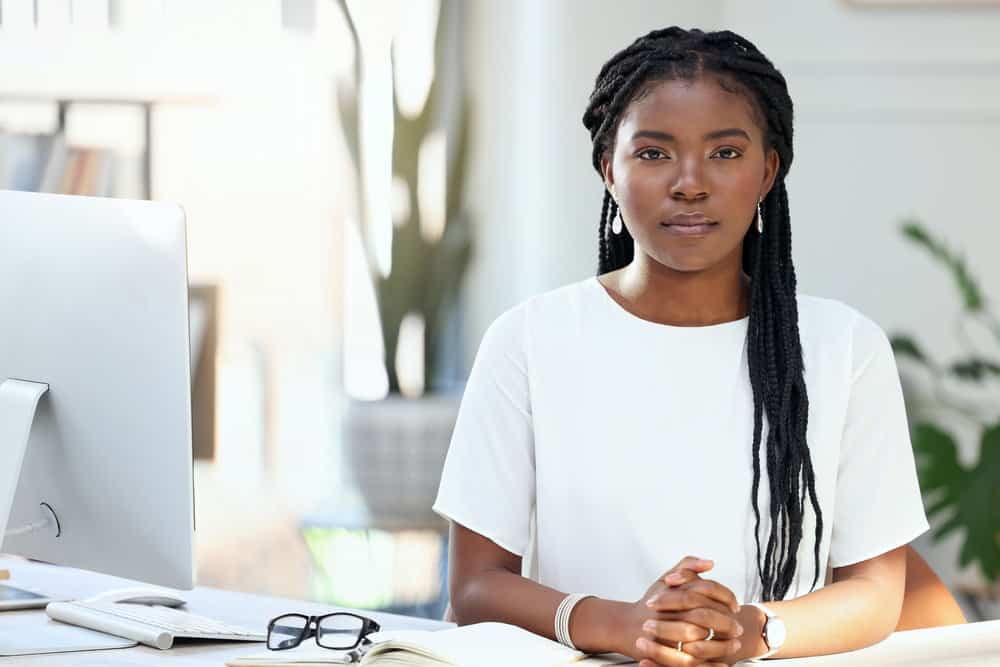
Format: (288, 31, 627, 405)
(0, 379, 49, 542)
(0, 379, 127, 657)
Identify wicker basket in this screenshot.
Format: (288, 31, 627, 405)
(344, 394, 461, 525)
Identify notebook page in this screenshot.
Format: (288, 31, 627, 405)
(364, 622, 586, 667)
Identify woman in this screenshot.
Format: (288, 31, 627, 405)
(433, 27, 934, 666)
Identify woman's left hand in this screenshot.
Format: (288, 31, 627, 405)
(639, 562, 750, 667)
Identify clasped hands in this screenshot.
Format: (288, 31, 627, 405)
(622, 556, 753, 667)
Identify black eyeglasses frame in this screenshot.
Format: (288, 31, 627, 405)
(266, 611, 381, 651)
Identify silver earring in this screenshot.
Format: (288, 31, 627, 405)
(757, 200, 764, 234)
(611, 199, 623, 234)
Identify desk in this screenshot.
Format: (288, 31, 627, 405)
(4, 557, 1000, 665)
(0, 557, 452, 665)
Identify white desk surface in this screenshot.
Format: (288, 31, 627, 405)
(0, 556, 452, 665)
(4, 557, 1000, 666)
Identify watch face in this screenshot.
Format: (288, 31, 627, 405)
(766, 617, 787, 649)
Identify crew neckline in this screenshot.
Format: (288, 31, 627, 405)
(588, 275, 750, 333)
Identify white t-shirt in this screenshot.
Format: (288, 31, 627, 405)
(432, 276, 929, 604)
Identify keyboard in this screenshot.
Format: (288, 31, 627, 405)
(46, 600, 267, 650)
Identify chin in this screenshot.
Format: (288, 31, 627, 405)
(653, 254, 717, 273)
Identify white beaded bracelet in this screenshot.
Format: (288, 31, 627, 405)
(554, 593, 594, 649)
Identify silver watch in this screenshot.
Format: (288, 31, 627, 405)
(745, 602, 786, 660)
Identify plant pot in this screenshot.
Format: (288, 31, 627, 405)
(343, 393, 461, 527)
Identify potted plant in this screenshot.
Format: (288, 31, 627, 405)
(890, 220, 1000, 620)
(335, 0, 472, 525)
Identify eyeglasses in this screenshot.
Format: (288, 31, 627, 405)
(267, 612, 381, 653)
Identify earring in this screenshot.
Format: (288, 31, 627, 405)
(757, 199, 764, 234)
(615, 208, 624, 234)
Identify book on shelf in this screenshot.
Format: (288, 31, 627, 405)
(225, 622, 638, 667)
(38, 132, 68, 193)
(0, 132, 55, 190)
(0, 130, 119, 197)
(57, 147, 116, 196)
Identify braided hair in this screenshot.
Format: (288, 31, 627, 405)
(582, 27, 821, 602)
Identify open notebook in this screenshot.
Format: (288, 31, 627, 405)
(226, 618, 1000, 666)
(226, 622, 637, 667)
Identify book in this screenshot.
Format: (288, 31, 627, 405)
(38, 133, 69, 193)
(0, 613, 137, 657)
(226, 622, 638, 667)
(0, 132, 56, 191)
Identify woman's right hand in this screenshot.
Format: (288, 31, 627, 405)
(616, 556, 745, 667)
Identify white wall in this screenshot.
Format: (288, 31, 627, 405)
(462, 0, 1000, 604)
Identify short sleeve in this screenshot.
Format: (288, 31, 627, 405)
(828, 313, 930, 568)
(432, 306, 535, 557)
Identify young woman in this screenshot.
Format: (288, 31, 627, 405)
(432, 27, 933, 666)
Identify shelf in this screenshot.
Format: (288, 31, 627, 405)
(0, 31, 324, 103)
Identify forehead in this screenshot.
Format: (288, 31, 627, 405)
(618, 76, 764, 140)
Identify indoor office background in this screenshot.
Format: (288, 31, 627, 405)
(1, 0, 999, 623)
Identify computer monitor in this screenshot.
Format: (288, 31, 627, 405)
(0, 189, 195, 590)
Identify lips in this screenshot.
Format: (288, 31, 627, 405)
(666, 212, 715, 226)
(661, 222, 717, 236)
(661, 213, 718, 236)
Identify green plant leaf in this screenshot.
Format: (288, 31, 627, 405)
(948, 358, 1000, 383)
(956, 423, 1000, 580)
(914, 421, 1000, 582)
(890, 335, 928, 365)
(901, 220, 983, 312)
(912, 422, 965, 500)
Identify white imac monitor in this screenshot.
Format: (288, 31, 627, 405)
(0, 189, 195, 590)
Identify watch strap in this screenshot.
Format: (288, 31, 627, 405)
(745, 602, 781, 661)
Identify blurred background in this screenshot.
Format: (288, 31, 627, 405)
(1, 0, 999, 622)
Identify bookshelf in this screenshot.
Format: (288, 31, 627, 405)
(0, 92, 213, 199)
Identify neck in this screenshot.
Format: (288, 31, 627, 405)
(614, 250, 750, 327)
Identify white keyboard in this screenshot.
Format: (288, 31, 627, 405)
(46, 600, 266, 650)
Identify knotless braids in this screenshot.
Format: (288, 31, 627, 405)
(582, 27, 822, 602)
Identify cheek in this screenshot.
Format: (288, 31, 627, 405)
(718, 159, 767, 196)
(615, 164, 663, 207)
(723, 170, 762, 199)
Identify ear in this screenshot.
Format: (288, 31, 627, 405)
(601, 154, 616, 198)
(760, 148, 780, 201)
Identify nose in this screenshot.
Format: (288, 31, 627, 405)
(670, 156, 708, 201)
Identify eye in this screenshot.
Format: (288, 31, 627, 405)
(636, 148, 668, 160)
(713, 147, 742, 160)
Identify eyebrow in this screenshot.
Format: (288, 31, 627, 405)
(630, 128, 752, 143)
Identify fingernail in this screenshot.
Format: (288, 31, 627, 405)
(645, 597, 657, 607)
(735, 624, 744, 637)
(666, 573, 683, 583)
(733, 640, 742, 651)
(642, 621, 656, 632)
(635, 638, 648, 651)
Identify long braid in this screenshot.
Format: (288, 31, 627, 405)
(583, 27, 823, 602)
(598, 190, 612, 275)
(599, 195, 635, 274)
